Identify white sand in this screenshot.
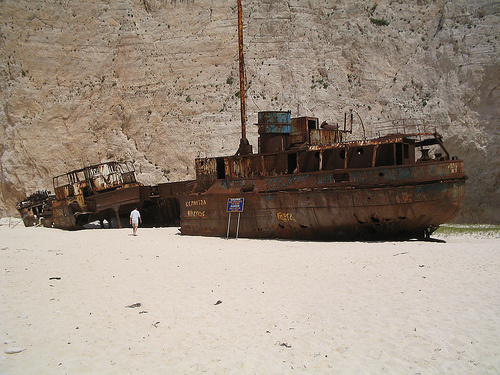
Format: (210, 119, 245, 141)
(1, 220, 499, 374)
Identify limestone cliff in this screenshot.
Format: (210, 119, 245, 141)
(1, 0, 499, 223)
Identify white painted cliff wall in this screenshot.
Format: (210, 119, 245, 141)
(1, 0, 499, 223)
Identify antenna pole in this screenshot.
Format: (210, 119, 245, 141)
(236, 0, 251, 155)
(238, 0, 246, 141)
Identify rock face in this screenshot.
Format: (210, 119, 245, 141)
(1, 0, 498, 223)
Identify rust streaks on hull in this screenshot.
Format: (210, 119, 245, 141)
(179, 177, 465, 240)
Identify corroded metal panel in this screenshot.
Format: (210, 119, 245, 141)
(310, 129, 343, 144)
(51, 200, 78, 230)
(55, 185, 74, 200)
(158, 180, 195, 198)
(84, 185, 146, 212)
(349, 160, 465, 186)
(86, 163, 124, 191)
(195, 157, 218, 191)
(290, 117, 308, 143)
(259, 124, 291, 134)
(257, 111, 291, 126)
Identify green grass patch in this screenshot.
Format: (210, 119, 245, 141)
(370, 18, 389, 26)
(435, 224, 500, 235)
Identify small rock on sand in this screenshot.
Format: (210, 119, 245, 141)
(5, 347, 25, 354)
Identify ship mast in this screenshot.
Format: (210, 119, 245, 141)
(236, 0, 252, 155)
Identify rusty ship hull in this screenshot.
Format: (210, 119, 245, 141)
(178, 160, 466, 240)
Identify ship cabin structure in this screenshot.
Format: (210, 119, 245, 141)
(193, 111, 451, 194)
(49, 161, 151, 230)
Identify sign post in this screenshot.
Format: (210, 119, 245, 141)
(226, 198, 244, 239)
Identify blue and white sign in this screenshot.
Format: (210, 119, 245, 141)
(227, 198, 244, 212)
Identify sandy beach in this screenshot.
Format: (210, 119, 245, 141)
(1, 220, 499, 374)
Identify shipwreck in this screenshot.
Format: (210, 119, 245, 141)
(16, 161, 191, 230)
(16, 0, 466, 240)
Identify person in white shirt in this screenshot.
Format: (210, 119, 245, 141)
(129, 207, 142, 236)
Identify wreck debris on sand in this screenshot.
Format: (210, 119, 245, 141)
(16, 190, 54, 228)
(16, 161, 193, 230)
